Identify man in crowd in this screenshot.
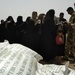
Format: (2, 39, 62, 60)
(65, 7, 75, 60)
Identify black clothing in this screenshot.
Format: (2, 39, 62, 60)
(22, 20, 41, 53)
(5, 21, 16, 44)
(56, 44, 65, 56)
(0, 22, 6, 42)
(41, 19, 57, 61)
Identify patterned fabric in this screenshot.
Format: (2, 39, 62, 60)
(65, 11, 75, 59)
(69, 11, 75, 24)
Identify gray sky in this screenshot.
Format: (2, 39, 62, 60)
(0, 0, 75, 22)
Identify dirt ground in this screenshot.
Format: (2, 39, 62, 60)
(63, 59, 75, 70)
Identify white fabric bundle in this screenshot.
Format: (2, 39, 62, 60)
(0, 41, 75, 75)
(0, 40, 42, 75)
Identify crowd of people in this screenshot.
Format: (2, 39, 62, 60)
(0, 7, 75, 64)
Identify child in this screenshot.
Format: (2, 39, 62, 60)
(55, 30, 64, 64)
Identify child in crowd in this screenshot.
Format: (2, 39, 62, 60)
(55, 29, 64, 64)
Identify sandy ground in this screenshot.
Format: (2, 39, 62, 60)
(63, 59, 75, 70)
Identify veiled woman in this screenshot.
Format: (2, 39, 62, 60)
(41, 9, 57, 61)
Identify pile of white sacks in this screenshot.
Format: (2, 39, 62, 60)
(0, 40, 75, 75)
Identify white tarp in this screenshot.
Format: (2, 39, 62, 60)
(0, 40, 75, 75)
(0, 41, 38, 75)
(0, 53, 37, 75)
(36, 62, 75, 75)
